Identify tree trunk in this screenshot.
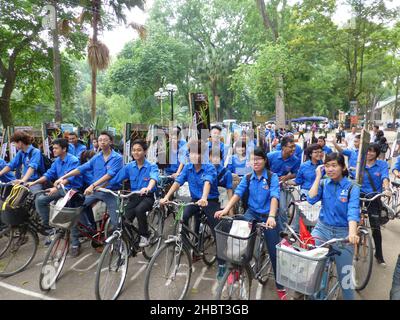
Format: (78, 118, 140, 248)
(0, 74, 15, 127)
(90, 0, 100, 122)
(393, 74, 400, 129)
(52, 0, 62, 123)
(275, 74, 286, 129)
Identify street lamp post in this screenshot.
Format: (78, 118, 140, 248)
(154, 88, 169, 125)
(166, 83, 178, 121)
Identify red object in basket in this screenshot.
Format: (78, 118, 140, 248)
(299, 217, 315, 248)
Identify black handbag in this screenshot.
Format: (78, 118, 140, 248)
(365, 169, 389, 226)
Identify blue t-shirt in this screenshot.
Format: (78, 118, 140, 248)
(342, 149, 359, 179)
(276, 143, 303, 160)
(227, 154, 252, 176)
(109, 159, 159, 192)
(7, 145, 43, 182)
(175, 163, 219, 200)
(44, 154, 82, 190)
(295, 160, 323, 191)
(165, 140, 188, 175)
(307, 177, 360, 227)
(267, 151, 300, 177)
(361, 160, 389, 194)
(78, 150, 123, 190)
(215, 164, 233, 189)
(322, 145, 333, 155)
(235, 169, 280, 215)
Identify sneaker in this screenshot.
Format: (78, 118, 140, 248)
(375, 256, 387, 267)
(139, 236, 150, 248)
(277, 289, 288, 300)
(217, 265, 226, 281)
(69, 246, 81, 258)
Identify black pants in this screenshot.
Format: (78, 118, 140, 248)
(125, 194, 155, 238)
(362, 195, 384, 260)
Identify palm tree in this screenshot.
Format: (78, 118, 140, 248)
(74, 0, 145, 121)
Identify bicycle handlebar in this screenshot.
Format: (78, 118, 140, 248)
(167, 201, 197, 207)
(359, 192, 390, 202)
(315, 237, 349, 249)
(96, 188, 142, 199)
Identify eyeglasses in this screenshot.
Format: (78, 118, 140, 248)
(252, 158, 264, 163)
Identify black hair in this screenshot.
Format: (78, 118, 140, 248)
(367, 143, 381, 158)
(373, 125, 379, 130)
(355, 134, 361, 140)
(325, 152, 348, 177)
(210, 125, 222, 132)
(68, 132, 78, 137)
(131, 139, 149, 151)
(318, 136, 326, 141)
(250, 147, 271, 170)
(306, 143, 323, 158)
(376, 130, 384, 138)
(99, 131, 113, 142)
(281, 135, 295, 147)
(52, 138, 69, 152)
(80, 150, 95, 164)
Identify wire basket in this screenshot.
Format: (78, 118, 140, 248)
(1, 207, 30, 226)
(295, 201, 321, 226)
(276, 243, 328, 296)
(49, 202, 83, 230)
(215, 219, 257, 265)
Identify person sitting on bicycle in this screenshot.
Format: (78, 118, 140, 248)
(214, 147, 287, 300)
(227, 139, 252, 177)
(54, 131, 123, 257)
(27, 139, 83, 240)
(0, 158, 15, 183)
(160, 139, 223, 278)
(210, 146, 233, 214)
(0, 130, 44, 192)
(360, 143, 391, 266)
(108, 139, 159, 248)
(307, 152, 360, 300)
(329, 134, 360, 180)
(267, 135, 300, 228)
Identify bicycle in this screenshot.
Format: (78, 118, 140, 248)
(214, 216, 273, 300)
(352, 191, 391, 291)
(283, 184, 304, 226)
(276, 234, 349, 300)
(0, 183, 50, 277)
(144, 200, 217, 300)
(94, 188, 163, 300)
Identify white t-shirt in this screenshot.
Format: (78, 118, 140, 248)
(346, 132, 357, 149)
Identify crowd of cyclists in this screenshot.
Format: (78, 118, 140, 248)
(0, 121, 399, 300)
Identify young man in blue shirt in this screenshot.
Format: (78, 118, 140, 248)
(0, 131, 44, 192)
(165, 126, 188, 178)
(267, 135, 301, 227)
(317, 136, 333, 155)
(160, 140, 223, 277)
(275, 133, 303, 160)
(109, 139, 159, 247)
(28, 139, 83, 243)
(55, 131, 123, 257)
(68, 132, 87, 161)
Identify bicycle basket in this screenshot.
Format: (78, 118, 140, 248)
(1, 207, 29, 226)
(295, 201, 321, 226)
(276, 243, 329, 296)
(49, 201, 83, 230)
(215, 219, 257, 265)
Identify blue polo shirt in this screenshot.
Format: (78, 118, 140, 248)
(267, 151, 300, 177)
(109, 159, 159, 192)
(165, 140, 188, 175)
(342, 149, 359, 179)
(235, 169, 280, 214)
(44, 153, 82, 190)
(227, 154, 252, 176)
(276, 143, 303, 159)
(77, 150, 123, 190)
(361, 160, 389, 194)
(322, 145, 333, 155)
(175, 163, 219, 200)
(68, 142, 87, 160)
(307, 177, 360, 227)
(215, 164, 233, 189)
(7, 145, 42, 182)
(0, 158, 15, 182)
(295, 160, 323, 191)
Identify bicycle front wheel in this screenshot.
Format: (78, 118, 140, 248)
(286, 193, 296, 225)
(352, 231, 373, 291)
(94, 237, 129, 300)
(0, 226, 12, 258)
(39, 231, 69, 291)
(324, 261, 341, 300)
(215, 265, 252, 300)
(144, 242, 192, 300)
(0, 226, 38, 277)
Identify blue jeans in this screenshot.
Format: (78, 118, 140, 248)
(29, 184, 43, 193)
(238, 209, 283, 290)
(390, 255, 400, 300)
(311, 221, 355, 300)
(35, 188, 66, 229)
(71, 191, 118, 247)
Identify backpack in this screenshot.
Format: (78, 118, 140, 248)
(29, 148, 52, 175)
(242, 170, 272, 212)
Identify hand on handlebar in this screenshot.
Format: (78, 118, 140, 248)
(159, 197, 169, 206)
(84, 184, 95, 196)
(266, 216, 276, 229)
(196, 198, 208, 207)
(214, 209, 227, 219)
(348, 233, 359, 245)
(46, 187, 59, 196)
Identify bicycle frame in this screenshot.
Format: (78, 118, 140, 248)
(313, 256, 340, 300)
(76, 212, 109, 245)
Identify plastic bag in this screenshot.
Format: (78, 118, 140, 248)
(226, 220, 252, 261)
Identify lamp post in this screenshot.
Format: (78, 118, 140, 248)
(166, 83, 178, 121)
(154, 88, 169, 125)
